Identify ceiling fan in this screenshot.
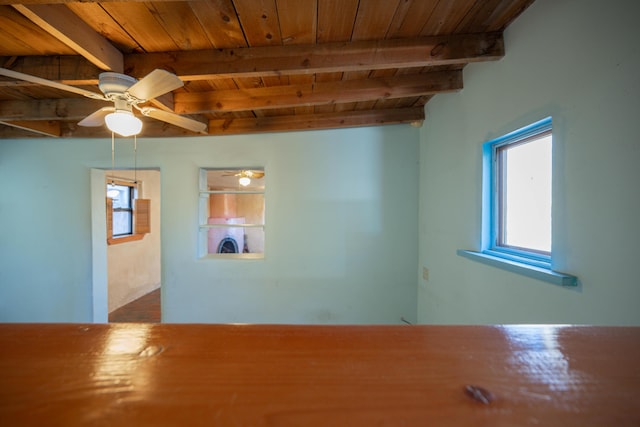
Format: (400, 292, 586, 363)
(223, 170, 265, 179)
(0, 67, 207, 136)
(223, 169, 265, 187)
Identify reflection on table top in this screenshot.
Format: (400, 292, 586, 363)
(1, 323, 639, 426)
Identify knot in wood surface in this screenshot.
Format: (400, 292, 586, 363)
(465, 385, 494, 405)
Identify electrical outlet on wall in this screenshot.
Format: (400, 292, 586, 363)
(422, 267, 429, 281)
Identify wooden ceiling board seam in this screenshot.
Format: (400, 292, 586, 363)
(294, 105, 315, 115)
(314, 72, 343, 82)
(100, 2, 181, 53)
(232, 0, 283, 47)
(469, 0, 514, 32)
(261, 75, 290, 87)
(316, 0, 359, 43)
(350, 0, 401, 42)
(455, 0, 505, 33)
(275, 0, 317, 45)
(419, 0, 476, 36)
(313, 104, 335, 114)
(369, 68, 399, 79)
(145, 2, 214, 51)
(65, 2, 141, 54)
(187, 0, 248, 49)
(382, 95, 422, 109)
(385, 0, 439, 39)
(353, 99, 377, 111)
(342, 70, 372, 81)
(332, 102, 357, 113)
(258, 107, 296, 117)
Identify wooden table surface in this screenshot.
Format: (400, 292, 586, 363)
(1, 323, 639, 426)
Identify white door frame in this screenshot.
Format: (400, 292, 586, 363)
(90, 168, 108, 322)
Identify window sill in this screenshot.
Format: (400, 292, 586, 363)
(457, 249, 577, 286)
(199, 253, 264, 260)
(107, 234, 145, 245)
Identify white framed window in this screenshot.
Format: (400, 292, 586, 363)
(198, 168, 265, 259)
(458, 117, 577, 286)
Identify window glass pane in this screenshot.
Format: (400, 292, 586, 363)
(113, 211, 133, 236)
(110, 185, 131, 209)
(199, 168, 265, 258)
(500, 133, 552, 253)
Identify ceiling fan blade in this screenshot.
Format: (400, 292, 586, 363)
(140, 107, 208, 134)
(127, 69, 184, 101)
(78, 107, 115, 127)
(0, 67, 107, 100)
(222, 170, 265, 178)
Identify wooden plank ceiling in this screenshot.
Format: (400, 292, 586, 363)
(0, 0, 535, 138)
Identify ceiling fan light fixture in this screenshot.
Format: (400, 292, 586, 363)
(105, 110, 142, 137)
(239, 176, 251, 187)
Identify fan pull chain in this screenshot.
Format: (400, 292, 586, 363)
(110, 131, 115, 186)
(133, 135, 137, 184)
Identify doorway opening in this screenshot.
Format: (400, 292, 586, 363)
(91, 168, 161, 323)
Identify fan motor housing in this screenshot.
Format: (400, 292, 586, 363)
(98, 72, 137, 96)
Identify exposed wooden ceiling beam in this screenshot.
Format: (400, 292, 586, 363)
(0, 119, 60, 137)
(11, 4, 123, 72)
(208, 108, 425, 135)
(0, 107, 423, 138)
(1, 71, 458, 121)
(175, 71, 462, 114)
(0, 32, 500, 85)
(126, 33, 502, 80)
(0, 0, 184, 3)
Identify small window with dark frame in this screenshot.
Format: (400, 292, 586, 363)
(109, 183, 135, 236)
(106, 180, 151, 245)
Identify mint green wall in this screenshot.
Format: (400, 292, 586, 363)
(0, 125, 418, 323)
(418, 0, 640, 325)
